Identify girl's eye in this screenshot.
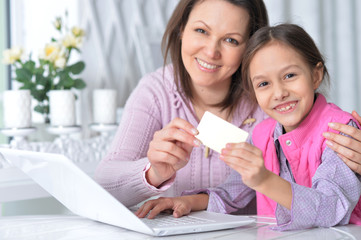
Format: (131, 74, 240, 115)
(285, 73, 295, 79)
(195, 28, 206, 34)
(257, 82, 269, 88)
(225, 38, 239, 45)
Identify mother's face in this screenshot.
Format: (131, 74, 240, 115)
(181, 0, 250, 89)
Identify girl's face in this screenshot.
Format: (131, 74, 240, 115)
(249, 41, 323, 132)
(181, 0, 249, 90)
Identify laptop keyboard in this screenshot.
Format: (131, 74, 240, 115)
(141, 213, 215, 227)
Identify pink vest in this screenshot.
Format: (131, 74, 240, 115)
(252, 94, 361, 224)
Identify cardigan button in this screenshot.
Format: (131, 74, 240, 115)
(286, 140, 292, 146)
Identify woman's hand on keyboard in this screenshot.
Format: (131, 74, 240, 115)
(135, 194, 209, 219)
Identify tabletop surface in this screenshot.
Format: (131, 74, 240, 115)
(0, 215, 360, 240)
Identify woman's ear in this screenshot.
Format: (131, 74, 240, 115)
(312, 62, 324, 90)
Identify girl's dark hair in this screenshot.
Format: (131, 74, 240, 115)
(241, 23, 330, 103)
(162, 0, 269, 113)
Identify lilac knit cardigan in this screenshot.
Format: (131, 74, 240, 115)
(94, 65, 268, 207)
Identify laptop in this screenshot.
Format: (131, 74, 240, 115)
(0, 148, 254, 236)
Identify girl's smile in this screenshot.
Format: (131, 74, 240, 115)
(274, 101, 297, 113)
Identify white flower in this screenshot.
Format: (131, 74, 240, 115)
(71, 26, 85, 37)
(54, 56, 66, 68)
(53, 17, 62, 31)
(2, 46, 23, 64)
(62, 33, 83, 48)
(39, 42, 62, 62)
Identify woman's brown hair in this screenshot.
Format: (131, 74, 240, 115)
(162, 0, 269, 113)
(241, 23, 330, 103)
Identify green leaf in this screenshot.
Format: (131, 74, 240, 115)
(20, 81, 35, 90)
(35, 73, 47, 85)
(23, 60, 36, 72)
(63, 76, 74, 88)
(34, 67, 45, 75)
(73, 79, 86, 89)
(68, 61, 85, 74)
(31, 89, 47, 102)
(15, 68, 33, 83)
(34, 104, 49, 115)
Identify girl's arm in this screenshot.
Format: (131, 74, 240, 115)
(273, 146, 361, 231)
(220, 142, 292, 209)
(136, 167, 257, 218)
(252, 171, 292, 210)
(323, 111, 361, 174)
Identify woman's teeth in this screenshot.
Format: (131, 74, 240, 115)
(197, 58, 218, 70)
(277, 103, 296, 112)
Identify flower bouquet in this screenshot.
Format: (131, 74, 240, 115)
(2, 13, 86, 123)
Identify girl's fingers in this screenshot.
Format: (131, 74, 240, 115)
(220, 154, 252, 173)
(222, 142, 262, 162)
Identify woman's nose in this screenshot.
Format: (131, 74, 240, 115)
(204, 40, 221, 59)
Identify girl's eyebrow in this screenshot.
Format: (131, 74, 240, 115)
(251, 64, 302, 83)
(251, 75, 265, 83)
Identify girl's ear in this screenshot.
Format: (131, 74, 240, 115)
(312, 62, 324, 90)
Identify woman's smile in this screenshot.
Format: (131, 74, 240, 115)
(196, 58, 221, 72)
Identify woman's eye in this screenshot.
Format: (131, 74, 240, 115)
(225, 38, 239, 45)
(285, 73, 295, 79)
(257, 82, 269, 88)
(195, 28, 206, 34)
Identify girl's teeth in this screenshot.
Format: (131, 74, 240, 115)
(277, 103, 296, 112)
(197, 58, 217, 69)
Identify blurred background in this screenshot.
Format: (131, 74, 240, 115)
(1, 0, 360, 137)
(0, 0, 360, 218)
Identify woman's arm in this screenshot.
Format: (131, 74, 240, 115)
(323, 111, 361, 174)
(136, 194, 209, 219)
(95, 83, 164, 207)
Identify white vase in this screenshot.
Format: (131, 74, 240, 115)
(93, 89, 117, 124)
(48, 90, 76, 127)
(3, 89, 32, 128)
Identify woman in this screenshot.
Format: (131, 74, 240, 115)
(95, 0, 361, 208)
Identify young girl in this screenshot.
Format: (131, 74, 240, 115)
(136, 24, 361, 231)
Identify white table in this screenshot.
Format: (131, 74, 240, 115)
(0, 215, 360, 239)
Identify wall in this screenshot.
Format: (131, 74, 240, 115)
(264, 0, 361, 113)
(0, 0, 8, 144)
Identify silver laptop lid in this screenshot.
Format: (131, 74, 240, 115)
(0, 148, 154, 235)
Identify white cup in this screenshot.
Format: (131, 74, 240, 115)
(49, 90, 76, 126)
(3, 90, 32, 128)
(93, 89, 117, 124)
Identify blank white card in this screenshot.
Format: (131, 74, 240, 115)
(196, 111, 249, 153)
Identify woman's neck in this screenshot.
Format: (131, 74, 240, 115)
(191, 82, 232, 122)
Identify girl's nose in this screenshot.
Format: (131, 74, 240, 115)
(273, 82, 289, 100)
